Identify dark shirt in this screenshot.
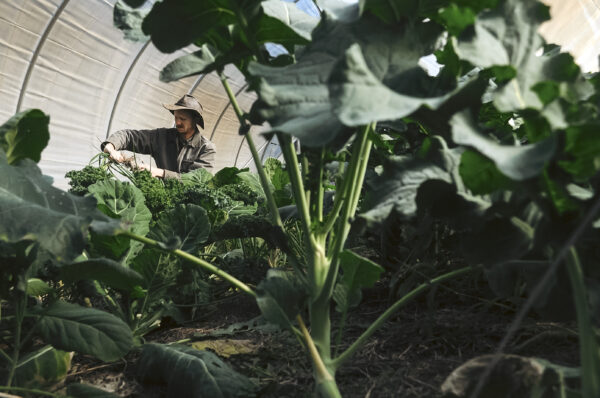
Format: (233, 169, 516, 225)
(102, 127, 216, 179)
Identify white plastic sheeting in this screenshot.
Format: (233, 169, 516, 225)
(0, 0, 275, 189)
(540, 0, 600, 73)
(0, 0, 599, 189)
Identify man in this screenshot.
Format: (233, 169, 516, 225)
(102, 94, 216, 179)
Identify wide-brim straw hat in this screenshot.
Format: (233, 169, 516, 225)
(163, 94, 205, 129)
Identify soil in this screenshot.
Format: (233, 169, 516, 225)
(54, 234, 580, 398)
(62, 261, 579, 398)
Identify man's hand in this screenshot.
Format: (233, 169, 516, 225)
(103, 143, 125, 163)
(137, 163, 166, 179)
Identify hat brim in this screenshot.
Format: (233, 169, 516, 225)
(163, 104, 204, 129)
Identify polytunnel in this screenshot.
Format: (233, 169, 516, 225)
(0, 0, 598, 189)
(0, 0, 319, 190)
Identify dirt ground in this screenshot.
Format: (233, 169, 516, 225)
(65, 264, 579, 398)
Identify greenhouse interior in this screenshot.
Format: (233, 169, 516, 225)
(2, 0, 600, 397)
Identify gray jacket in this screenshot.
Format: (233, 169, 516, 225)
(102, 127, 216, 179)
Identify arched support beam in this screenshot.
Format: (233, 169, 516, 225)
(105, 39, 151, 139)
(16, 0, 70, 113)
(209, 82, 249, 141)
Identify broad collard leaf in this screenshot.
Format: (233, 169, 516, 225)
(258, 0, 319, 45)
(137, 343, 258, 398)
(451, 111, 557, 180)
(181, 167, 214, 186)
(35, 301, 133, 362)
(60, 258, 144, 291)
(26, 278, 54, 297)
(317, 0, 360, 22)
(361, 137, 462, 226)
(141, 0, 256, 53)
(256, 269, 307, 330)
(149, 204, 210, 253)
(250, 15, 449, 146)
(0, 109, 50, 165)
(559, 123, 600, 179)
(0, 155, 117, 263)
(87, 179, 151, 262)
(334, 250, 384, 312)
(113, 0, 149, 41)
(455, 0, 593, 121)
(141, 0, 311, 55)
(11, 346, 71, 389)
(459, 150, 514, 194)
(329, 42, 464, 126)
(160, 44, 220, 82)
(87, 179, 151, 233)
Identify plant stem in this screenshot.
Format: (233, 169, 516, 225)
(331, 266, 476, 369)
(317, 147, 325, 223)
(278, 133, 312, 241)
(319, 124, 373, 304)
(5, 293, 26, 388)
(122, 231, 256, 298)
(297, 315, 333, 382)
(565, 248, 600, 398)
(219, 72, 283, 228)
(0, 386, 60, 397)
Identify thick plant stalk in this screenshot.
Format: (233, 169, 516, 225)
(5, 294, 26, 388)
(319, 123, 374, 305)
(122, 231, 256, 298)
(0, 386, 59, 397)
(331, 265, 476, 369)
(218, 72, 282, 228)
(565, 248, 600, 398)
(297, 316, 336, 389)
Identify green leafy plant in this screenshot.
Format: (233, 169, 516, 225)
(0, 111, 134, 395)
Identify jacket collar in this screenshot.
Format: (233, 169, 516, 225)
(176, 128, 205, 148)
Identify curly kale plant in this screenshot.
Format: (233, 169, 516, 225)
(65, 165, 111, 196)
(218, 182, 263, 206)
(132, 170, 186, 217)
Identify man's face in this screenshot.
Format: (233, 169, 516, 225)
(174, 110, 196, 137)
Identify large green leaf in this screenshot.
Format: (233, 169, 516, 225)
(451, 111, 557, 180)
(0, 155, 117, 263)
(160, 44, 220, 82)
(0, 109, 50, 164)
(149, 204, 210, 252)
(559, 123, 600, 179)
(113, 0, 149, 41)
(137, 343, 258, 398)
(87, 179, 151, 233)
(459, 150, 513, 194)
(317, 0, 359, 22)
(360, 140, 457, 225)
(329, 43, 462, 127)
(10, 346, 71, 389)
(258, 0, 318, 44)
(249, 15, 450, 146)
(455, 0, 593, 120)
(87, 179, 151, 261)
(35, 301, 133, 362)
(333, 250, 384, 312)
(60, 258, 144, 291)
(141, 0, 251, 53)
(181, 167, 214, 186)
(256, 269, 307, 330)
